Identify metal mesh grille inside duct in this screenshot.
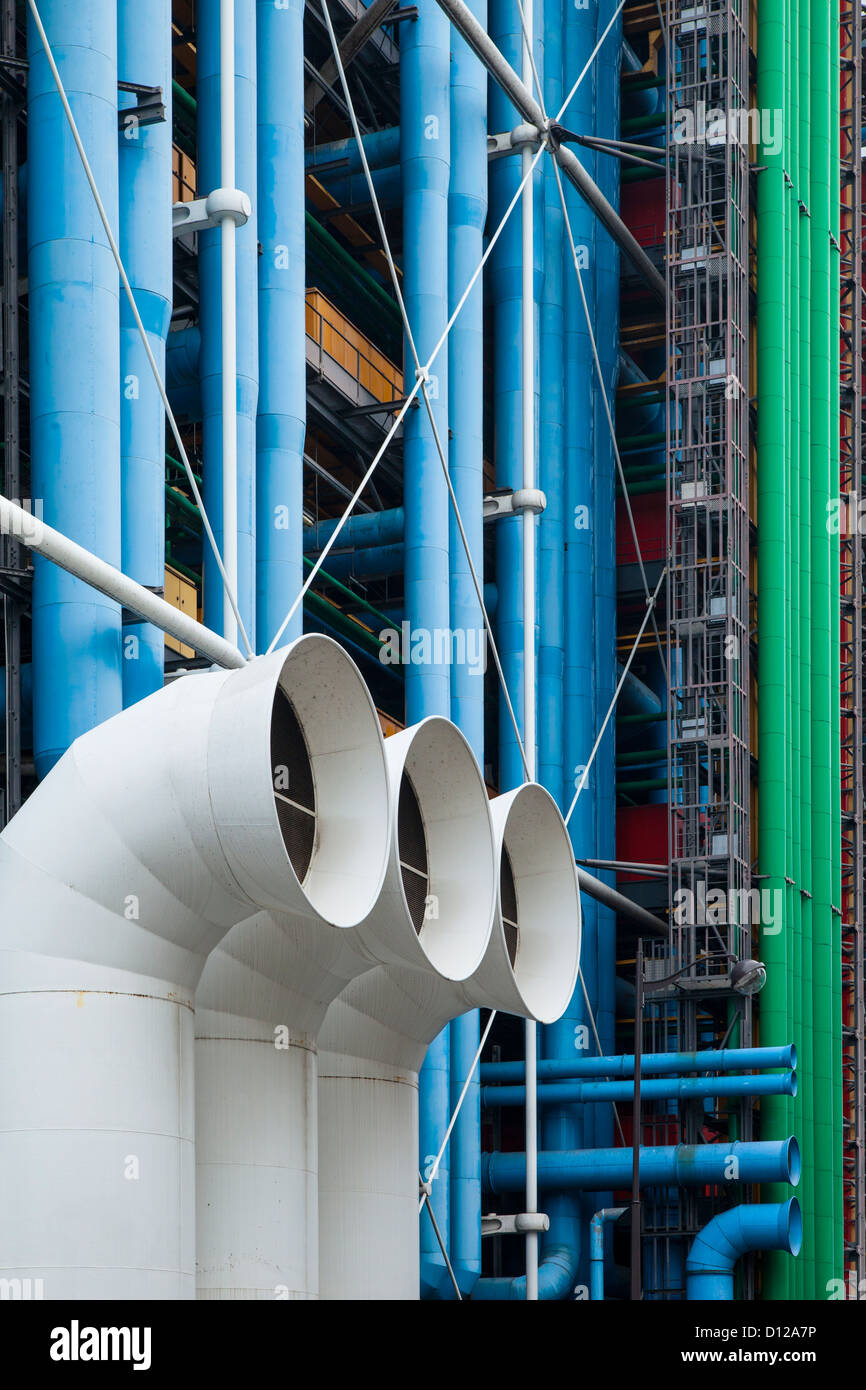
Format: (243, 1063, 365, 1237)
(398, 770, 429, 934)
(271, 687, 316, 882)
(500, 846, 519, 967)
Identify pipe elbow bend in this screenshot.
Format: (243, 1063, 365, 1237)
(686, 1200, 802, 1300)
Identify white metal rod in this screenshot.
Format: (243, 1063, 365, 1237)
(220, 0, 239, 646)
(521, 0, 538, 1304)
(0, 496, 245, 670)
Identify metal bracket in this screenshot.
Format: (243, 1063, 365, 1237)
(481, 1212, 550, 1238)
(117, 81, 166, 130)
(487, 124, 544, 161)
(483, 487, 547, 521)
(173, 188, 252, 238)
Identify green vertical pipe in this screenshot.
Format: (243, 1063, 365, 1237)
(788, 0, 802, 1298)
(757, 0, 792, 1303)
(829, 0, 843, 1285)
(798, 0, 816, 1298)
(809, 0, 835, 1294)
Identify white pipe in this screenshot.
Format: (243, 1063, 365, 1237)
(0, 635, 370, 1298)
(520, 0, 539, 1303)
(317, 782, 581, 1299)
(220, 0, 238, 644)
(0, 493, 245, 669)
(194, 716, 495, 1298)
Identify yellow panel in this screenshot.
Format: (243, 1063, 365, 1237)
(164, 565, 197, 659)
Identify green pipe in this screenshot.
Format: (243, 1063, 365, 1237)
(757, 0, 792, 1301)
(621, 74, 666, 93)
(620, 113, 665, 135)
(788, 0, 803, 1296)
(829, 0, 843, 1286)
(797, 0, 815, 1297)
(617, 711, 666, 726)
(615, 777, 669, 793)
(615, 748, 666, 767)
(616, 429, 665, 450)
(809, 0, 836, 1293)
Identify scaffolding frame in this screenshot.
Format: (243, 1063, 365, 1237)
(639, 0, 753, 1299)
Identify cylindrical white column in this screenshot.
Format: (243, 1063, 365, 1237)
(0, 982, 194, 1299)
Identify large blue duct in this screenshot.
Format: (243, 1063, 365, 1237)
(686, 1199, 803, 1300)
(304, 508, 404, 553)
(305, 126, 400, 176)
(488, 0, 542, 792)
(197, 0, 258, 640)
(446, 0, 489, 1302)
(483, 1139, 802, 1193)
(538, 0, 566, 805)
(401, 0, 453, 1298)
(541, 0, 599, 1297)
(118, 0, 172, 707)
(255, 0, 305, 651)
(27, 0, 123, 778)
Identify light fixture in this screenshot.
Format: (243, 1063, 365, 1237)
(730, 957, 768, 996)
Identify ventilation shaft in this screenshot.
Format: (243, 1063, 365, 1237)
(194, 714, 496, 1299)
(317, 781, 582, 1300)
(0, 635, 386, 1300)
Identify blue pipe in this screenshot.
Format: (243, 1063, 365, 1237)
(312, 165, 402, 211)
(554, 0, 598, 1294)
(483, 1139, 802, 1194)
(303, 508, 404, 552)
(402, 0, 452, 1298)
(256, 0, 305, 651)
(314, 544, 404, 585)
(198, 0, 258, 640)
(27, 0, 123, 778)
(304, 126, 400, 175)
(446, 0, 488, 1303)
(538, 0, 565, 806)
(481, 1044, 798, 1084)
(592, 12, 622, 1241)
(481, 1070, 798, 1108)
(686, 1199, 802, 1300)
(489, 0, 541, 791)
(590, 1206, 626, 1300)
(118, 0, 172, 707)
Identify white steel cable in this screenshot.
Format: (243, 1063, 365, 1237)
(27, 0, 254, 658)
(419, 1008, 498, 1207)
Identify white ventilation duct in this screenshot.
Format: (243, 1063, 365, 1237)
(317, 781, 582, 1300)
(0, 635, 383, 1300)
(194, 714, 496, 1299)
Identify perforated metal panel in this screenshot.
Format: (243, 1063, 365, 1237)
(271, 688, 316, 882)
(500, 846, 519, 968)
(398, 770, 428, 934)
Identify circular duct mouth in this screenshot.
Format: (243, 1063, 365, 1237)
(272, 636, 390, 928)
(498, 783, 581, 1024)
(784, 1198, 803, 1257)
(396, 717, 495, 981)
(785, 1136, 802, 1188)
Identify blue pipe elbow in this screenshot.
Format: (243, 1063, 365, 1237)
(472, 1243, 579, 1300)
(686, 1199, 802, 1300)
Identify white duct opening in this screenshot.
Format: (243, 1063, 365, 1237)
(0, 634, 381, 1300)
(193, 714, 495, 1299)
(317, 781, 581, 1300)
